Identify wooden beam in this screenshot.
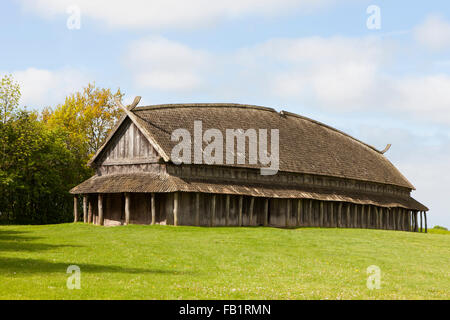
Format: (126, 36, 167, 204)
(361, 205, 365, 229)
(210, 194, 216, 227)
(225, 195, 230, 227)
(337, 202, 342, 228)
(346, 204, 351, 228)
(396, 208, 400, 230)
(88, 197, 93, 224)
(249, 197, 255, 226)
(238, 195, 243, 226)
(424, 211, 427, 233)
(73, 196, 78, 223)
(124, 193, 130, 225)
(309, 200, 313, 227)
(264, 198, 269, 226)
(128, 96, 141, 111)
(195, 193, 200, 226)
(374, 206, 379, 229)
(174, 192, 179, 226)
(114, 97, 170, 161)
(151, 193, 156, 225)
(83, 196, 87, 223)
(319, 201, 324, 227)
(415, 211, 419, 232)
(420, 211, 423, 233)
(98, 194, 104, 226)
(386, 208, 390, 230)
(297, 199, 302, 227)
(286, 199, 291, 228)
(330, 202, 334, 228)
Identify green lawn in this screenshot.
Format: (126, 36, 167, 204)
(0, 223, 448, 299)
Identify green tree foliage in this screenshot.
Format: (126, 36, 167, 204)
(0, 111, 88, 223)
(44, 83, 124, 160)
(0, 78, 123, 224)
(0, 74, 21, 124)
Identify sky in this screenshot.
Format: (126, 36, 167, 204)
(1, 0, 449, 227)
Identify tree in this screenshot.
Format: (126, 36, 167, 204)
(44, 83, 124, 160)
(0, 74, 21, 124)
(0, 110, 87, 224)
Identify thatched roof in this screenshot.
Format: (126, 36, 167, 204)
(89, 103, 414, 189)
(69, 173, 427, 211)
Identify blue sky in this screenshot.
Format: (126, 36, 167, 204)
(1, 0, 450, 227)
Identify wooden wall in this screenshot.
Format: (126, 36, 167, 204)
(95, 118, 163, 176)
(82, 192, 424, 232)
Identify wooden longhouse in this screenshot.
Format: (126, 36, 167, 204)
(70, 99, 428, 232)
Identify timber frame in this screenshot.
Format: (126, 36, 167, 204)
(70, 100, 428, 232)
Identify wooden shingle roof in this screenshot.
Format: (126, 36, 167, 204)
(88, 103, 414, 189)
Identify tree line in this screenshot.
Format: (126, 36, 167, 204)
(0, 74, 123, 224)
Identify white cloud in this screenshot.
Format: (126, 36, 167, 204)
(414, 15, 450, 50)
(124, 37, 211, 91)
(17, 0, 334, 30)
(122, 34, 450, 124)
(5, 68, 89, 108)
(388, 74, 450, 124)
(236, 36, 387, 110)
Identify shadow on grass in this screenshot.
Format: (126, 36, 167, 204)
(0, 256, 195, 276)
(0, 229, 41, 242)
(0, 229, 196, 276)
(0, 229, 80, 253)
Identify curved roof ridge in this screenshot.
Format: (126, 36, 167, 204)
(281, 111, 383, 154)
(136, 103, 383, 154)
(135, 103, 276, 113)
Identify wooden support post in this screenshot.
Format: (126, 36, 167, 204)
(173, 192, 179, 226)
(424, 211, 427, 233)
(319, 201, 324, 227)
(330, 202, 334, 227)
(308, 200, 312, 226)
(73, 196, 78, 223)
(395, 208, 399, 230)
(195, 193, 200, 226)
(374, 207, 379, 229)
(210, 194, 216, 227)
(297, 199, 302, 227)
(415, 211, 419, 232)
(286, 199, 291, 227)
(353, 204, 357, 228)
(88, 197, 93, 224)
(98, 194, 104, 226)
(337, 202, 342, 228)
(249, 197, 254, 226)
(385, 208, 391, 230)
(346, 204, 351, 228)
(410, 211, 413, 232)
(151, 193, 156, 225)
(367, 205, 371, 229)
(361, 205, 365, 228)
(83, 196, 88, 223)
(238, 195, 243, 226)
(420, 211, 423, 233)
(124, 193, 130, 225)
(404, 209, 408, 231)
(225, 195, 230, 226)
(402, 209, 405, 231)
(264, 198, 269, 226)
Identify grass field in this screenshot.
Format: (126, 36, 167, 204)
(0, 223, 448, 299)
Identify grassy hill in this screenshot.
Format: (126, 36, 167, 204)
(0, 223, 448, 299)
